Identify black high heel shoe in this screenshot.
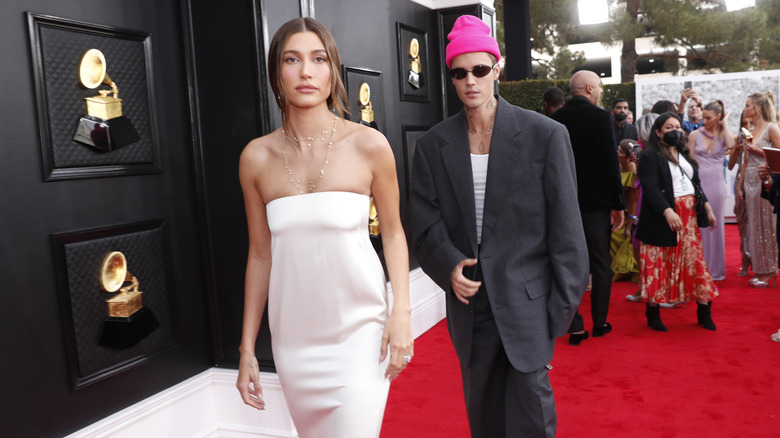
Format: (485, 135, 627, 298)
(697, 302, 716, 331)
(645, 304, 668, 332)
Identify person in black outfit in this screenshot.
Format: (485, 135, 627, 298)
(612, 98, 638, 146)
(551, 70, 625, 345)
(542, 87, 565, 116)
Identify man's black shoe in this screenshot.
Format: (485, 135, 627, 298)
(592, 322, 612, 337)
(568, 331, 590, 345)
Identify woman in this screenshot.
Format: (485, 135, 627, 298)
(729, 112, 754, 276)
(626, 113, 659, 302)
(738, 91, 780, 288)
(635, 112, 718, 331)
(687, 100, 734, 281)
(235, 18, 413, 437)
(757, 162, 780, 343)
(611, 139, 640, 282)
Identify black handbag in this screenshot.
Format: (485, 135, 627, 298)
(693, 184, 709, 227)
(681, 167, 709, 228)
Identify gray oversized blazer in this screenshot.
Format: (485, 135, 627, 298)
(411, 96, 589, 373)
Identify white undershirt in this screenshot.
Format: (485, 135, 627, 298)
(669, 155, 696, 198)
(471, 153, 489, 244)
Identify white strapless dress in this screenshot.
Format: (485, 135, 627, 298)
(266, 191, 390, 438)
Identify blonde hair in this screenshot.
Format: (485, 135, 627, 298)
(267, 18, 349, 127)
(748, 91, 778, 124)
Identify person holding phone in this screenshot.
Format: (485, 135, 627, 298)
(739, 91, 780, 288)
(611, 139, 640, 282)
(678, 87, 704, 134)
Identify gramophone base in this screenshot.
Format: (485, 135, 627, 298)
(99, 307, 159, 349)
(73, 115, 140, 152)
(360, 119, 379, 130)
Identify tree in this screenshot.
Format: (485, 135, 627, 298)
(523, 0, 779, 82)
(527, 0, 588, 79)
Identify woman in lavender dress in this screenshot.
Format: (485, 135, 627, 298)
(687, 100, 734, 280)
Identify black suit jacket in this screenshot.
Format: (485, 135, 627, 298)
(635, 144, 707, 247)
(550, 96, 625, 213)
(613, 120, 638, 146)
(411, 96, 589, 372)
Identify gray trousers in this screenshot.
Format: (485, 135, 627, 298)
(461, 269, 557, 438)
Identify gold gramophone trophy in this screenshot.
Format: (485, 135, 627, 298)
(98, 251, 159, 349)
(358, 82, 379, 130)
(368, 197, 383, 253)
(408, 38, 422, 89)
(73, 49, 140, 152)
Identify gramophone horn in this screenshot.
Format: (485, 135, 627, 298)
(100, 251, 131, 293)
(78, 49, 118, 97)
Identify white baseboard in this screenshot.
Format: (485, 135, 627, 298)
(66, 269, 444, 438)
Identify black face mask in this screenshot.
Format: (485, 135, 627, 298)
(614, 113, 627, 122)
(663, 130, 684, 147)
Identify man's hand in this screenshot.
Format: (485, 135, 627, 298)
(449, 258, 481, 305)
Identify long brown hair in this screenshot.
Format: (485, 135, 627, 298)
(267, 18, 349, 126)
(702, 99, 726, 137)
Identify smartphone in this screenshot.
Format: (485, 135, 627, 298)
(462, 263, 479, 281)
(684, 81, 692, 89)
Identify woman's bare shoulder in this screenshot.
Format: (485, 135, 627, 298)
(341, 119, 390, 153)
(241, 130, 282, 165)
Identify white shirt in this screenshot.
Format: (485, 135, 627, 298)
(669, 155, 696, 198)
(471, 153, 489, 244)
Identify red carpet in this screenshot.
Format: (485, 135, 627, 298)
(382, 224, 780, 437)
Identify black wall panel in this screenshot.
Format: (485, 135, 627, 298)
(1, 0, 211, 436)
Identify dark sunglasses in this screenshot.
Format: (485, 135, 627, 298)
(449, 63, 497, 80)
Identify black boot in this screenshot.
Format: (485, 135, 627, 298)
(645, 304, 668, 332)
(697, 302, 716, 331)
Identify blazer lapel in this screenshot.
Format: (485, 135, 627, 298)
(481, 97, 521, 245)
(441, 111, 479, 256)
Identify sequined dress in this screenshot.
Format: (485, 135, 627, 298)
(743, 126, 778, 276)
(265, 191, 390, 437)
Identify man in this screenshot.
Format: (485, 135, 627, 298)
(542, 86, 565, 116)
(550, 70, 625, 346)
(678, 88, 703, 134)
(411, 15, 588, 438)
(611, 98, 638, 146)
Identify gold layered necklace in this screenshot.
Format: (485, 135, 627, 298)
(281, 117, 337, 194)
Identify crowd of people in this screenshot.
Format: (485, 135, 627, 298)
(546, 84, 778, 337)
(233, 14, 778, 438)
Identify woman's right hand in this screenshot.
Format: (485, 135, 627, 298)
(758, 164, 771, 181)
(237, 352, 265, 411)
(664, 208, 683, 232)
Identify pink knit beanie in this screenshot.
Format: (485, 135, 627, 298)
(445, 15, 501, 68)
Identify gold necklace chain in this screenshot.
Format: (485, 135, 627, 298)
(284, 127, 332, 148)
(282, 117, 337, 194)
